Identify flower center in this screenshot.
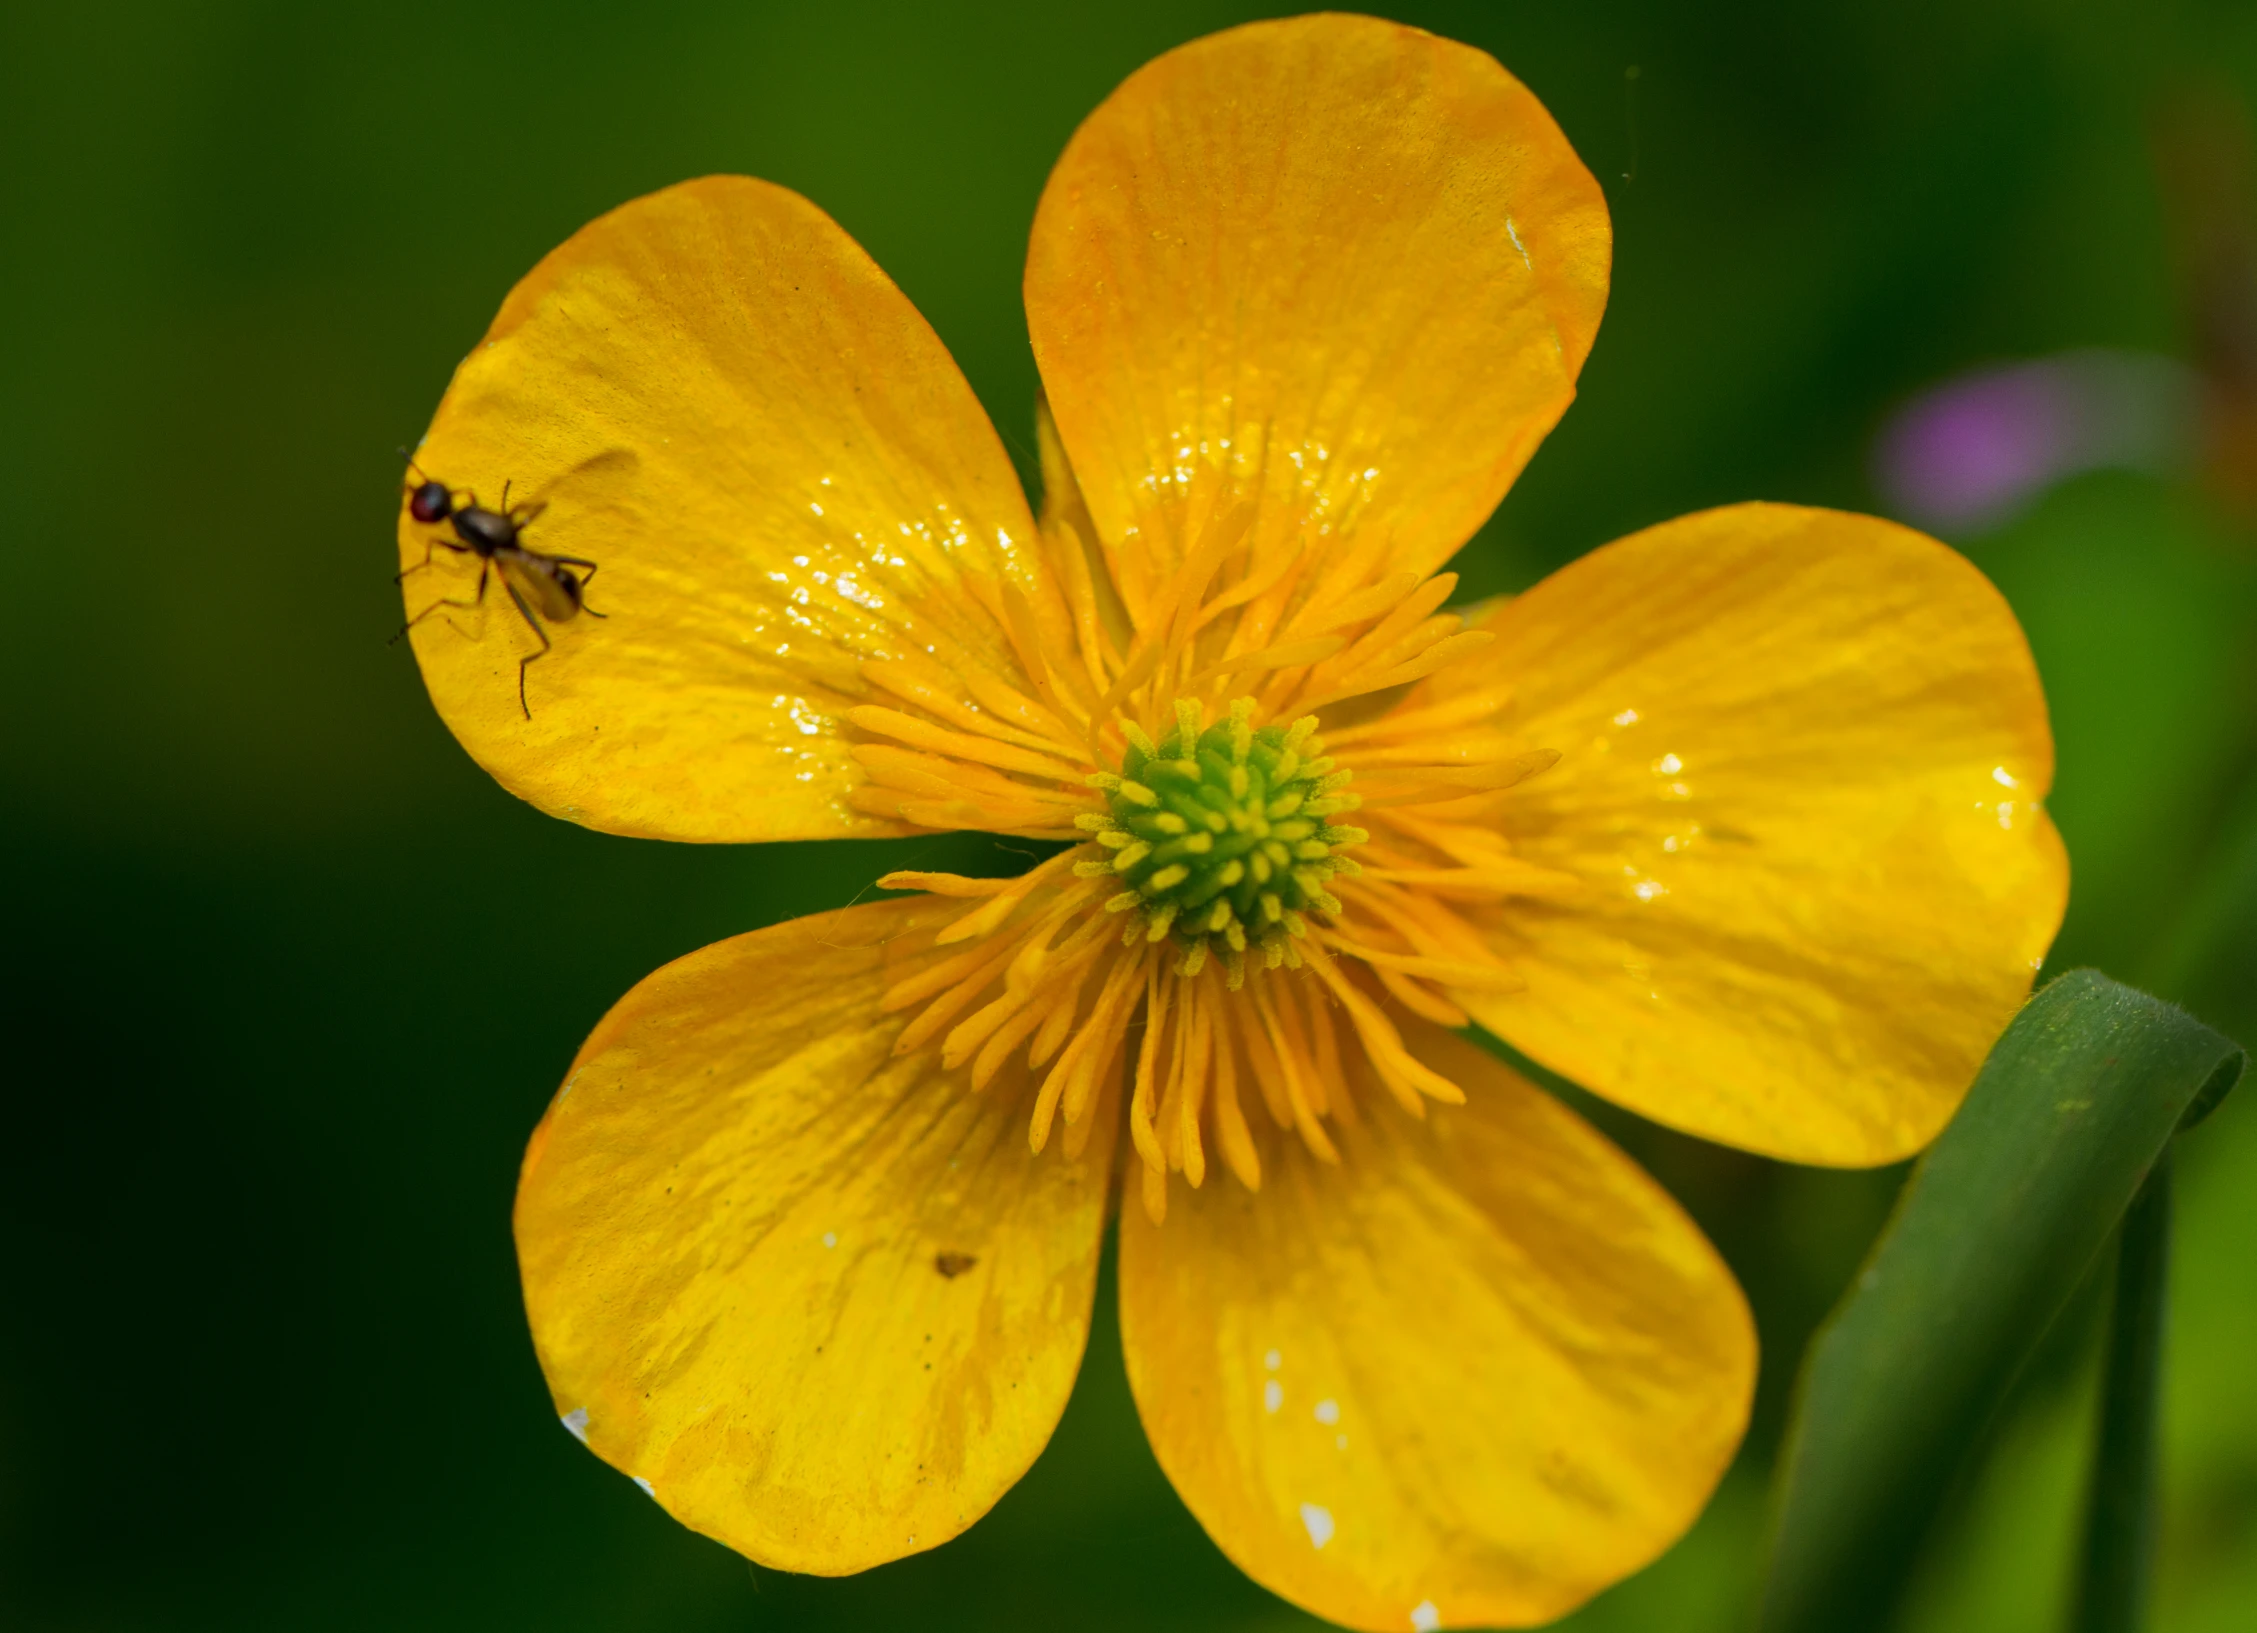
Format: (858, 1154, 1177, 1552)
(1081, 698, 1365, 966)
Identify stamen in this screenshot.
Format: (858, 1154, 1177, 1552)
(846, 705, 1089, 782)
(845, 522, 1573, 1214)
(1185, 635, 1346, 686)
(1209, 1000, 1261, 1189)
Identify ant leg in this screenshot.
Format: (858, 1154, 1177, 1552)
(503, 578, 553, 719)
(391, 559, 490, 644)
(394, 537, 469, 583)
(512, 499, 548, 529)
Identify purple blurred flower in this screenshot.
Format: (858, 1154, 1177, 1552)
(1874, 349, 2195, 532)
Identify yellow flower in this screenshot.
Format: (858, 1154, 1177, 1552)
(398, 15, 2065, 1630)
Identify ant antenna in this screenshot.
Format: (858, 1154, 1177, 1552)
(398, 445, 431, 484)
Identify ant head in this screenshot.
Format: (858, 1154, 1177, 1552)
(407, 480, 454, 524)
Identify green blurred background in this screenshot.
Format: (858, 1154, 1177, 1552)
(3, 2, 2252, 1629)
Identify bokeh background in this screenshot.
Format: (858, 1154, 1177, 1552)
(3, 2, 2253, 1629)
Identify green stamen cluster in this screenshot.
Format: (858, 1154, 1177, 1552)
(1076, 698, 1368, 977)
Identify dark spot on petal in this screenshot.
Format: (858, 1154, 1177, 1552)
(934, 1252, 977, 1279)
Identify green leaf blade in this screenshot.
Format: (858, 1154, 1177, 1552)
(1757, 970, 2244, 1633)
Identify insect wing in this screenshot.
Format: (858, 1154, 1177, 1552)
(500, 552, 582, 622)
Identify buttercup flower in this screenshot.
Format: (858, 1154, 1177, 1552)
(397, 15, 2066, 1630)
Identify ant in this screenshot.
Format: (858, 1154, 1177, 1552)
(392, 449, 604, 718)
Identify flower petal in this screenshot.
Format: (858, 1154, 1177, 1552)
(1446, 503, 2068, 1164)
(1119, 1021, 1753, 1631)
(515, 897, 1114, 1572)
(401, 176, 1048, 841)
(1025, 14, 1608, 587)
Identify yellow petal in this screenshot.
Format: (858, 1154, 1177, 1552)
(1025, 15, 1609, 594)
(1119, 1021, 1753, 1631)
(401, 176, 1049, 841)
(515, 897, 1114, 1572)
(1443, 503, 2068, 1164)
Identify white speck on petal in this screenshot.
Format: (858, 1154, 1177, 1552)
(560, 1407, 589, 1443)
(1300, 1503, 1335, 1548)
(632, 1476, 656, 1498)
(1993, 765, 2018, 788)
(1412, 1601, 1441, 1631)
(1506, 216, 1531, 268)
(823, 1232, 837, 1249)
(1314, 1398, 1340, 1425)
(1264, 1349, 1281, 1371)
(1653, 752, 1683, 775)
(1613, 708, 1639, 726)
(1264, 1380, 1284, 1413)
(1336, 1433, 1348, 1450)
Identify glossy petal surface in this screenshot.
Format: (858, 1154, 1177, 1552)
(400, 175, 1044, 841)
(515, 898, 1114, 1572)
(1119, 1021, 1753, 1631)
(1448, 503, 2068, 1164)
(1025, 13, 1608, 585)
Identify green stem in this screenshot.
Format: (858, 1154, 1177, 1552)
(2071, 1147, 2174, 1633)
